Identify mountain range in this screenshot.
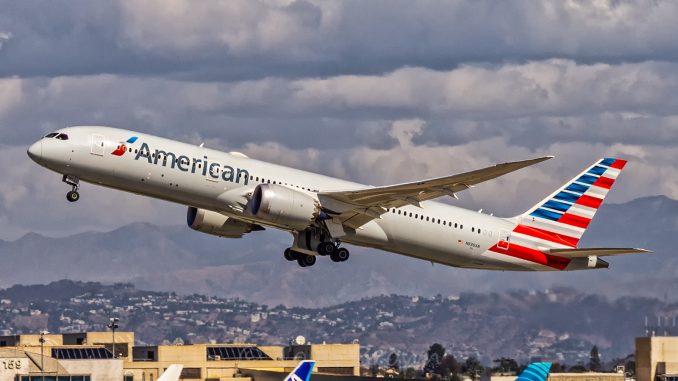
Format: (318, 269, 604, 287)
(0, 195, 675, 307)
(1, 280, 674, 364)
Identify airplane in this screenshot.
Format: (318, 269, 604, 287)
(27, 126, 649, 271)
(157, 364, 184, 381)
(284, 360, 315, 381)
(516, 362, 552, 381)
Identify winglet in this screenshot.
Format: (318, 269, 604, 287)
(158, 365, 184, 381)
(516, 362, 552, 381)
(284, 360, 315, 381)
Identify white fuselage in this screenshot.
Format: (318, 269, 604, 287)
(27, 126, 592, 271)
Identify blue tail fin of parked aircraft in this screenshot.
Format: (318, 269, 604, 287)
(284, 360, 315, 381)
(516, 362, 552, 381)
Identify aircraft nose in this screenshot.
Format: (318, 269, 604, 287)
(27, 140, 42, 163)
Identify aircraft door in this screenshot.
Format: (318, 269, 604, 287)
(91, 134, 105, 156)
(497, 230, 510, 250)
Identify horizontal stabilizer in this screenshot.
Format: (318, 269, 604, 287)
(545, 247, 651, 258)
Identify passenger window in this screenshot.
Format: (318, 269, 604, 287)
(454, 223, 458, 228)
(472, 227, 475, 232)
(426, 217, 429, 221)
(414, 214, 418, 219)
(437, 219, 441, 224)
(460, 225, 463, 229)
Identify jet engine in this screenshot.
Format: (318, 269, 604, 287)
(248, 184, 321, 230)
(187, 207, 261, 238)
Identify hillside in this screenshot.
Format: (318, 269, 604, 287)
(0, 196, 675, 306)
(1, 280, 675, 366)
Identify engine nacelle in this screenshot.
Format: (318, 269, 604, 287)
(248, 184, 319, 230)
(187, 207, 258, 238)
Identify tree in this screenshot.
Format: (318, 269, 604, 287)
(389, 352, 400, 371)
(589, 345, 601, 372)
(550, 363, 566, 373)
(462, 356, 484, 381)
(424, 343, 446, 377)
(441, 354, 461, 380)
(370, 362, 380, 377)
(492, 357, 519, 374)
(404, 367, 417, 379)
(569, 364, 587, 373)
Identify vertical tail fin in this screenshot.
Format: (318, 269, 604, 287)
(157, 365, 184, 381)
(517, 158, 627, 248)
(516, 362, 552, 381)
(284, 360, 315, 381)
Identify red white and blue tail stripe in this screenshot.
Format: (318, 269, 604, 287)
(517, 158, 627, 248)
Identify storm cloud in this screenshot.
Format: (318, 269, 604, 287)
(0, 0, 676, 239)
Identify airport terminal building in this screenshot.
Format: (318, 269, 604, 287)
(0, 332, 359, 381)
(3, 331, 678, 381)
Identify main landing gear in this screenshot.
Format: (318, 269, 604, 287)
(283, 242, 350, 268)
(63, 175, 80, 202)
(316, 242, 350, 263)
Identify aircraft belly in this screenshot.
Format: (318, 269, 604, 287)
(369, 215, 473, 267)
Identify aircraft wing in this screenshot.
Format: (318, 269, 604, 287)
(545, 247, 652, 258)
(318, 156, 553, 230)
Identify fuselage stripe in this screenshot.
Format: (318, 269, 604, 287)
(557, 212, 591, 228)
(610, 159, 627, 169)
(488, 243, 571, 270)
(592, 176, 614, 189)
(575, 194, 603, 209)
(513, 224, 579, 247)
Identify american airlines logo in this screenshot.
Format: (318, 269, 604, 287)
(118, 138, 250, 186)
(111, 136, 138, 156)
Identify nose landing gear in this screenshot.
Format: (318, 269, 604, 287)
(63, 175, 80, 202)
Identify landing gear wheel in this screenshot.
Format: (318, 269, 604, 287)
(63, 175, 81, 203)
(317, 242, 336, 256)
(331, 247, 350, 262)
(284, 248, 301, 261)
(66, 191, 80, 202)
(297, 255, 316, 267)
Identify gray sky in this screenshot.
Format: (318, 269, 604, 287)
(1, 0, 677, 239)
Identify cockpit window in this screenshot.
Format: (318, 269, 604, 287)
(55, 133, 69, 140)
(44, 132, 58, 138)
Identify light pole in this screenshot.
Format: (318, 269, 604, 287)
(107, 318, 120, 359)
(39, 330, 49, 373)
